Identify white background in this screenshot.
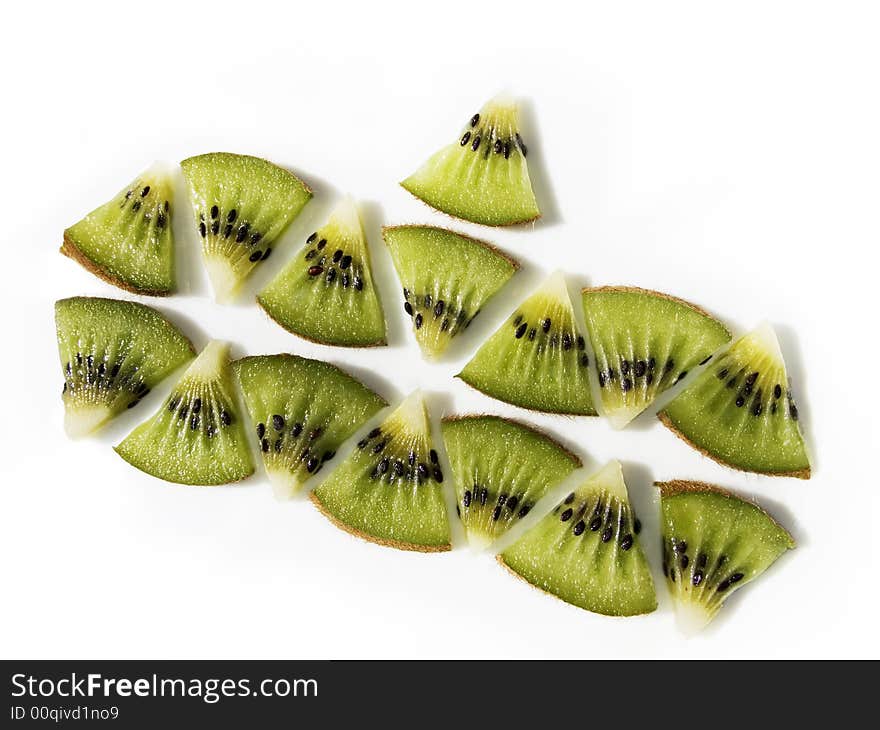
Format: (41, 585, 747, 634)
(2, 0, 878, 659)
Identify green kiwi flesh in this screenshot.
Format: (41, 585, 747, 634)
(458, 272, 596, 415)
(311, 392, 450, 551)
(383, 226, 518, 358)
(658, 480, 795, 633)
(61, 164, 176, 295)
(500, 461, 656, 616)
(659, 324, 810, 478)
(233, 354, 387, 498)
(55, 297, 195, 437)
(442, 415, 581, 548)
(258, 198, 386, 347)
(180, 153, 312, 302)
(582, 286, 731, 429)
(115, 340, 254, 485)
(401, 95, 540, 226)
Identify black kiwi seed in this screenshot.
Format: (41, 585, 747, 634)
(433, 467, 443, 482)
(589, 516, 602, 531)
(676, 540, 687, 553)
(516, 132, 527, 156)
(621, 360, 631, 375)
(273, 438, 283, 453)
(190, 414, 200, 431)
(735, 395, 745, 407)
(292, 423, 303, 437)
(680, 555, 689, 569)
(326, 268, 337, 283)
(132, 200, 142, 212)
(261, 438, 269, 453)
(774, 384, 783, 399)
(515, 323, 527, 339)
(718, 368, 729, 380)
(236, 224, 250, 243)
(306, 457, 319, 473)
(622, 378, 633, 392)
(573, 521, 586, 536)
(408, 451, 416, 466)
(332, 249, 343, 263)
(440, 318, 450, 332)
(308, 265, 323, 276)
(580, 354, 589, 367)
(601, 526, 613, 543)
(357, 438, 367, 449)
(577, 336, 586, 350)
(341, 273, 350, 288)
(470, 113, 480, 127)
(157, 212, 167, 228)
(727, 377, 737, 389)
(620, 535, 634, 551)
(272, 414, 285, 431)
(564, 492, 575, 504)
(528, 328, 536, 341)
(251, 233, 262, 245)
(752, 399, 763, 417)
(354, 277, 364, 291)
(210, 205, 219, 219)
(307, 233, 317, 243)
(692, 570, 704, 586)
(368, 427, 381, 438)
(249, 251, 262, 262)
(697, 553, 707, 568)
(676, 371, 688, 382)
(790, 403, 799, 420)
(665, 359, 675, 373)
(460, 132, 471, 146)
(429, 449, 438, 464)
(717, 579, 731, 593)
(191, 397, 202, 414)
(634, 360, 647, 377)
(471, 135, 481, 151)
(340, 255, 352, 269)
(220, 410, 232, 426)
(377, 457, 389, 475)
(372, 441, 386, 454)
(404, 302, 414, 316)
(434, 300, 445, 317)
(317, 239, 327, 250)
(227, 209, 237, 223)
(699, 354, 712, 365)
(730, 572, 744, 584)
(417, 463, 429, 479)
(492, 505, 502, 521)
(309, 428, 322, 441)
(562, 333, 573, 350)
(560, 508, 573, 522)
(463, 490, 471, 507)
(494, 139, 503, 154)
(414, 313, 423, 329)
(393, 460, 405, 475)
(479, 487, 488, 506)
(261, 248, 272, 260)
(634, 518, 642, 534)
(211, 220, 220, 235)
(503, 142, 511, 159)
(598, 371, 607, 388)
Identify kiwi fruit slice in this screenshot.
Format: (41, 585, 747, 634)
(258, 198, 386, 347)
(500, 461, 656, 616)
(180, 152, 312, 302)
(383, 225, 518, 358)
(61, 164, 176, 295)
(233, 354, 387, 498)
(659, 324, 810, 478)
(55, 297, 195, 437)
(401, 95, 540, 226)
(310, 392, 450, 551)
(115, 341, 254, 485)
(582, 286, 731, 429)
(458, 272, 596, 415)
(657, 480, 795, 633)
(441, 415, 581, 548)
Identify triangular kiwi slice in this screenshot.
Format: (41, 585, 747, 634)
(657, 480, 795, 633)
(61, 164, 177, 295)
(180, 152, 312, 302)
(233, 354, 387, 498)
(401, 95, 540, 226)
(442, 415, 581, 548)
(55, 297, 195, 437)
(500, 461, 656, 616)
(383, 225, 518, 358)
(115, 341, 254, 485)
(458, 272, 596, 415)
(310, 392, 450, 551)
(582, 286, 731, 429)
(258, 198, 385, 347)
(659, 324, 810, 477)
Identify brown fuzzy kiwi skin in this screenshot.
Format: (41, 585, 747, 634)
(453, 375, 599, 418)
(657, 411, 811, 480)
(655, 479, 796, 546)
(256, 297, 388, 349)
(580, 285, 730, 336)
(60, 233, 173, 297)
(440, 413, 582, 468)
(494, 555, 653, 617)
(309, 492, 451, 553)
(381, 224, 521, 271)
(398, 186, 542, 229)
(232, 353, 389, 408)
